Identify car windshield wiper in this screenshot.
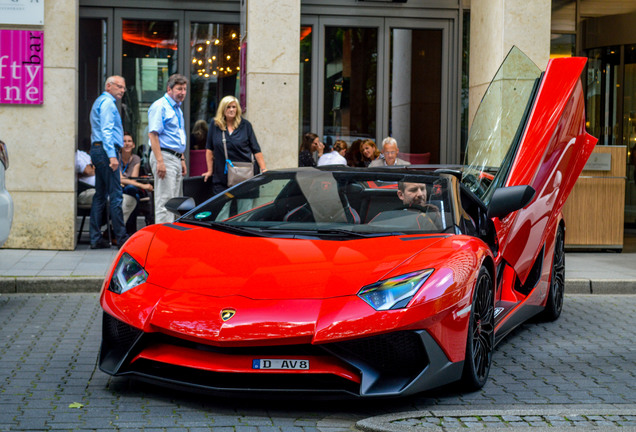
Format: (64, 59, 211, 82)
(315, 228, 388, 238)
(180, 219, 267, 237)
(260, 227, 389, 239)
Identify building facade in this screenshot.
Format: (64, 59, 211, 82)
(0, 0, 634, 250)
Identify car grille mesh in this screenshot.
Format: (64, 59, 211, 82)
(102, 312, 142, 351)
(326, 331, 428, 375)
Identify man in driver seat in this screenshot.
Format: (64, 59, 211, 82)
(397, 182, 442, 229)
(369, 181, 441, 231)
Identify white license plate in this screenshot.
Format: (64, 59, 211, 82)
(252, 359, 309, 370)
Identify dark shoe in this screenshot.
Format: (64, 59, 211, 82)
(90, 239, 111, 249)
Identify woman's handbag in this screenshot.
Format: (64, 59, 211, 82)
(223, 131, 255, 187)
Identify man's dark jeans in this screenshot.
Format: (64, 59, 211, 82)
(89, 144, 126, 245)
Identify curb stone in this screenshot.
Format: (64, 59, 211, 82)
(0, 277, 103, 293)
(356, 405, 636, 431)
(591, 279, 636, 294)
(564, 279, 591, 294)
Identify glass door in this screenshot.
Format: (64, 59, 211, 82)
(387, 28, 442, 162)
(78, 9, 113, 154)
(624, 44, 636, 225)
(321, 25, 379, 148)
(305, 16, 455, 165)
(118, 18, 179, 152)
(586, 47, 621, 146)
(186, 13, 240, 175)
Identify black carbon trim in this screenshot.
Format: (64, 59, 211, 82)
(165, 223, 192, 231)
(400, 235, 451, 241)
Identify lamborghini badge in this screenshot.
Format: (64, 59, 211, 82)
(221, 309, 236, 321)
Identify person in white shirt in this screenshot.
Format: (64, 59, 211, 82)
(318, 140, 348, 166)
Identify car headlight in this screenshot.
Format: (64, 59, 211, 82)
(358, 269, 434, 311)
(108, 253, 148, 294)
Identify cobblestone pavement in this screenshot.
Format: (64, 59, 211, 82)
(0, 293, 634, 431)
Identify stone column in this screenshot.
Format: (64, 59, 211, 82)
(468, 0, 551, 125)
(1, 0, 78, 250)
(240, 0, 300, 169)
(391, 29, 412, 152)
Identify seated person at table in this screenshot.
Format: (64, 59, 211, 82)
(369, 181, 441, 231)
(76, 148, 137, 237)
(76, 148, 96, 207)
(120, 132, 154, 233)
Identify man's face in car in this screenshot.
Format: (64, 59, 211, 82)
(398, 182, 427, 207)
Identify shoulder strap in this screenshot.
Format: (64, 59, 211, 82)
(222, 130, 229, 160)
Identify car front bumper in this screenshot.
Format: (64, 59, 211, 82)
(99, 311, 464, 397)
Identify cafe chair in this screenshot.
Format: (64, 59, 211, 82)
(77, 198, 111, 244)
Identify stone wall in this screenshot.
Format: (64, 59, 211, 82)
(1, 0, 79, 250)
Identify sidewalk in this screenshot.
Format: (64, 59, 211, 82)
(0, 231, 635, 293)
(0, 243, 117, 292)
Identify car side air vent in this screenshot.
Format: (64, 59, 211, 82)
(516, 245, 544, 295)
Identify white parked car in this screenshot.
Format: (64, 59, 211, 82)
(0, 140, 13, 246)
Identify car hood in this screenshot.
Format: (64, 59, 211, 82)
(143, 223, 447, 300)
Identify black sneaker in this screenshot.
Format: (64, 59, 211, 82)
(90, 239, 111, 249)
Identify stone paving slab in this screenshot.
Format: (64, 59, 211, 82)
(0, 293, 634, 431)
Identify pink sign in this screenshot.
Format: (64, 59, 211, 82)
(0, 30, 44, 105)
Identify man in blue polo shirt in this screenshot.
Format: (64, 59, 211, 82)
(88, 75, 128, 249)
(148, 74, 188, 224)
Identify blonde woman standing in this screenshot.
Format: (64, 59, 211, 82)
(203, 96, 267, 194)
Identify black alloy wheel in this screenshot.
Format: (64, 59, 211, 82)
(461, 266, 494, 391)
(539, 226, 565, 321)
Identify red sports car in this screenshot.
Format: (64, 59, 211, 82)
(99, 48, 596, 397)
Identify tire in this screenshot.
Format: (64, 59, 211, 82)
(460, 266, 494, 391)
(539, 226, 565, 322)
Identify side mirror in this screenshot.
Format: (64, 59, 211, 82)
(165, 197, 196, 217)
(487, 185, 535, 219)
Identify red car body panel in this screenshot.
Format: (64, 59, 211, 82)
(102, 229, 492, 364)
(132, 344, 363, 383)
(496, 57, 597, 285)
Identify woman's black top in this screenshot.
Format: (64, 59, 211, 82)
(298, 150, 316, 167)
(206, 119, 261, 193)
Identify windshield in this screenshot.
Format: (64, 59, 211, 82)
(180, 169, 455, 238)
(462, 46, 541, 203)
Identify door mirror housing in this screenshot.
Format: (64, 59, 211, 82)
(165, 197, 196, 217)
(487, 185, 535, 219)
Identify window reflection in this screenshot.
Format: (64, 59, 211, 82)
(586, 47, 620, 146)
(624, 44, 636, 225)
(300, 26, 312, 139)
(190, 23, 240, 127)
(189, 23, 240, 175)
(121, 20, 178, 153)
(389, 28, 441, 162)
(78, 18, 107, 152)
(323, 27, 377, 147)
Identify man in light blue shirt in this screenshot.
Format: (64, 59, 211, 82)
(148, 74, 188, 223)
(88, 75, 128, 249)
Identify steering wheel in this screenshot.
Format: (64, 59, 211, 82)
(394, 203, 442, 229)
(396, 203, 439, 214)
